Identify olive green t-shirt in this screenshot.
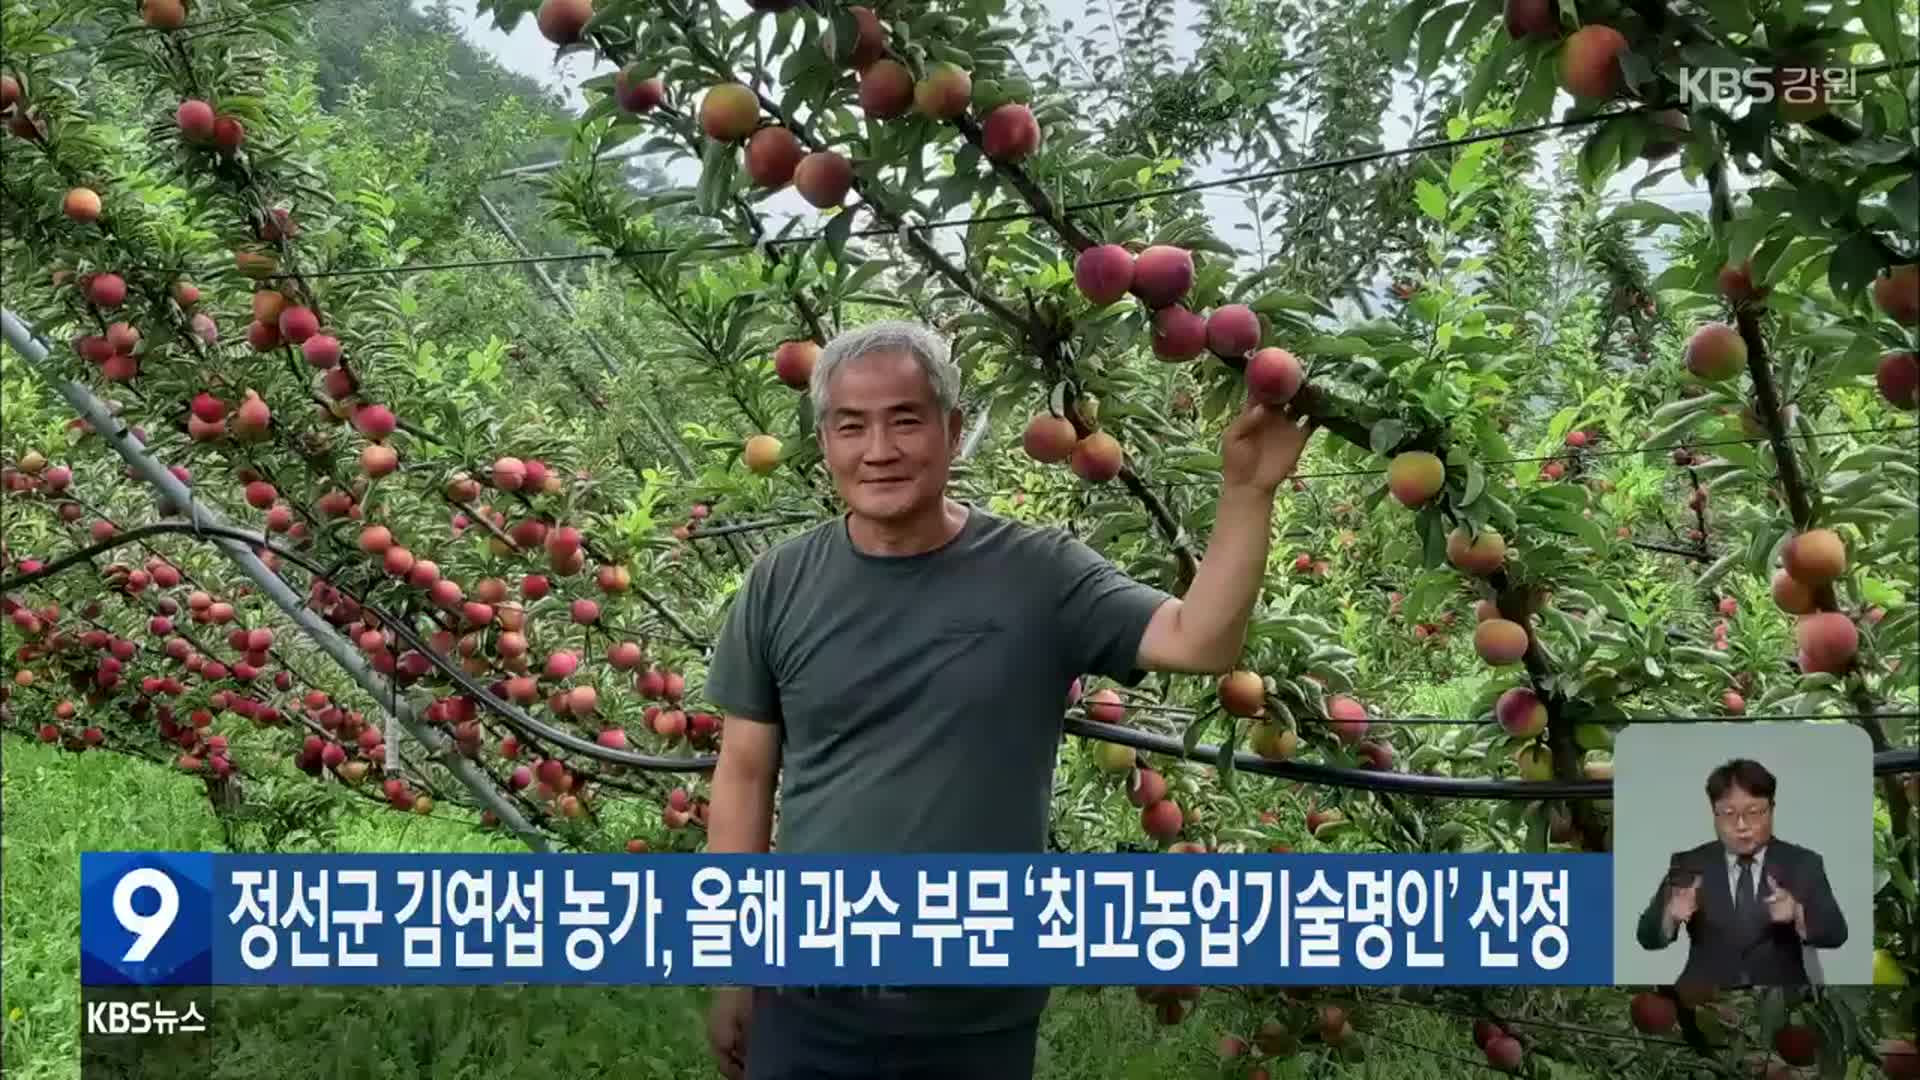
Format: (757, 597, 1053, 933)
(702, 501, 1172, 1034)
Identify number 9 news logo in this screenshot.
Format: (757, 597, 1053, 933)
(114, 867, 180, 962)
(81, 853, 213, 986)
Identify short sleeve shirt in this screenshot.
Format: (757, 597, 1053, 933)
(703, 502, 1173, 857)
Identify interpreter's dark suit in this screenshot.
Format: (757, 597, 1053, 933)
(1635, 838, 1847, 987)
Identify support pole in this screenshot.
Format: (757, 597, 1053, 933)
(958, 407, 991, 461)
(2, 307, 552, 853)
(486, 144, 654, 182)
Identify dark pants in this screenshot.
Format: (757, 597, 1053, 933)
(743, 990, 1039, 1080)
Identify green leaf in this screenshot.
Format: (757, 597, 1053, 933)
(1578, 117, 1631, 188)
(1845, 139, 1919, 167)
(1416, 3, 1467, 77)
(1383, 0, 1439, 63)
(1461, 459, 1486, 507)
(1754, 234, 1830, 288)
(1643, 412, 1711, 460)
(1525, 809, 1548, 853)
(1692, 552, 1735, 591)
(1462, 32, 1519, 114)
(1216, 726, 1240, 793)
(1370, 419, 1408, 456)
(1745, 519, 1788, 580)
(1415, 179, 1449, 223)
(1608, 200, 1691, 228)
(1420, 510, 1449, 568)
(1402, 569, 1457, 623)
(1304, 335, 1373, 357)
(1859, 0, 1912, 61)
(822, 209, 856, 266)
(1726, 209, 1778, 269)
(1448, 142, 1492, 197)
(1828, 230, 1886, 302)
(1888, 175, 1919, 237)
(1448, 0, 1500, 54)
(1182, 711, 1212, 755)
(1512, 46, 1559, 120)
(1695, 0, 1753, 34)
(1581, 579, 1637, 624)
(696, 137, 738, 215)
(1645, 393, 1718, 429)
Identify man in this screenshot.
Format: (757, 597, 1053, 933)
(701, 320, 1316, 1079)
(1635, 757, 1848, 987)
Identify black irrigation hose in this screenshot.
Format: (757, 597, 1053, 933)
(1, 517, 721, 772)
(1097, 701, 1917, 726)
(11, 523, 1912, 729)
(9, 523, 1918, 795)
(1061, 717, 1920, 800)
(364, 600, 721, 773)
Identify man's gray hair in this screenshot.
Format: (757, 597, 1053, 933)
(809, 320, 962, 425)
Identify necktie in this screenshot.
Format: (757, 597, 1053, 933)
(1734, 855, 1755, 920)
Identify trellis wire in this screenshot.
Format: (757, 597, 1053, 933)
(9, 498, 1918, 796)
(1157, 423, 1920, 487)
(105, 163, 1801, 283)
(1, 307, 557, 852)
(6, 522, 1911, 742)
(112, 54, 1920, 285)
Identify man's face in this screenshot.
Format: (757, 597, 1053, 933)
(1712, 783, 1774, 855)
(818, 350, 961, 524)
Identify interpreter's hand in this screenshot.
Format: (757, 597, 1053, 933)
(1763, 873, 1801, 926)
(1220, 397, 1317, 496)
(1664, 877, 1699, 925)
(707, 986, 752, 1080)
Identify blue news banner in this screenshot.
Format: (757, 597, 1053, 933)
(82, 852, 1613, 988)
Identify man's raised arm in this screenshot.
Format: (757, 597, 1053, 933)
(1136, 401, 1315, 674)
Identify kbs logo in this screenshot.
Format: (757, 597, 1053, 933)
(1676, 66, 1858, 107)
(84, 999, 206, 1035)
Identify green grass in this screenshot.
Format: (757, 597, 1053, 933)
(4, 736, 1910, 1079)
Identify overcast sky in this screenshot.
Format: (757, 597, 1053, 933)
(428, 0, 1718, 278)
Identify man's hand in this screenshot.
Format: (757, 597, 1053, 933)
(707, 987, 752, 1080)
(1763, 874, 1801, 926)
(1664, 878, 1699, 925)
(1220, 398, 1316, 496)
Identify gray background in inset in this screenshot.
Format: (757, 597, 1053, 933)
(1611, 722, 1873, 986)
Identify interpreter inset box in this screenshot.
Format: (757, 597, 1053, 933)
(1612, 722, 1872, 986)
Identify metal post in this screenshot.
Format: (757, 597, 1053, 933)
(485, 144, 654, 182)
(2, 307, 552, 853)
(958, 408, 991, 461)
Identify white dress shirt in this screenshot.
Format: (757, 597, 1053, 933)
(1726, 843, 1768, 910)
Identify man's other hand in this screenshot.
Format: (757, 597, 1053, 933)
(1664, 878, 1699, 925)
(1763, 873, 1801, 926)
(707, 987, 753, 1079)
